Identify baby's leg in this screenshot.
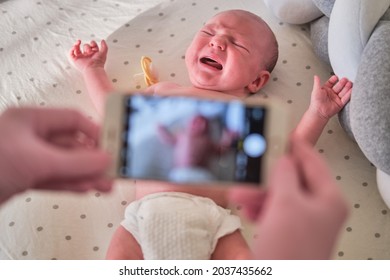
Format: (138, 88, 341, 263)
(106, 225, 143, 259)
(211, 230, 253, 260)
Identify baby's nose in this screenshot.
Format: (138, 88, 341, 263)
(209, 36, 226, 51)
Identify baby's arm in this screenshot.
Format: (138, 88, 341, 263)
(156, 123, 177, 146)
(69, 40, 114, 115)
(292, 75, 352, 145)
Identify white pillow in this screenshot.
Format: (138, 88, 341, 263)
(263, 0, 323, 24)
(328, 0, 390, 81)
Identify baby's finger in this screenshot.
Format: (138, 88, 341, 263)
(332, 77, 348, 93)
(90, 40, 99, 51)
(69, 48, 76, 59)
(340, 88, 352, 105)
(324, 75, 338, 88)
(69, 44, 82, 58)
(83, 44, 92, 54)
(312, 75, 321, 90)
(338, 81, 353, 98)
(100, 40, 108, 55)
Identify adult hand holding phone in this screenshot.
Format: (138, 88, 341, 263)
(0, 107, 113, 204)
(229, 141, 349, 259)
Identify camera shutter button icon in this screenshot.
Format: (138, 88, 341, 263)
(243, 133, 266, 158)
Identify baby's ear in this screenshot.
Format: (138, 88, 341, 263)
(247, 70, 270, 93)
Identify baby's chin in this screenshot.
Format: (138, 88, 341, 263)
(187, 76, 246, 99)
(193, 85, 246, 100)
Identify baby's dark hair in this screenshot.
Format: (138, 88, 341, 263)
(263, 25, 279, 73)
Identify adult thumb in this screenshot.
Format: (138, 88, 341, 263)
(40, 149, 112, 181)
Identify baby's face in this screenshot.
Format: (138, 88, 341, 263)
(185, 11, 270, 97)
(186, 115, 209, 136)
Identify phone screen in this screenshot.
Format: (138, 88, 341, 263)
(119, 95, 268, 184)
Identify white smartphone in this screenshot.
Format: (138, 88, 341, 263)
(101, 93, 288, 186)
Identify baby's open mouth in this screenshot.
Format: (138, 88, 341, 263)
(200, 57, 223, 70)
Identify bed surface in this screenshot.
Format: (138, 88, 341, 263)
(0, 0, 389, 260)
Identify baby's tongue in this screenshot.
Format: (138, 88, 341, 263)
(208, 61, 222, 70)
(202, 57, 222, 70)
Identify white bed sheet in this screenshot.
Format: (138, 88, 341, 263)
(0, 0, 389, 260)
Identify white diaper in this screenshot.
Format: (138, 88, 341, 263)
(121, 192, 241, 259)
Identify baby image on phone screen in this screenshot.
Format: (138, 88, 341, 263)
(157, 114, 238, 183)
(124, 95, 265, 184)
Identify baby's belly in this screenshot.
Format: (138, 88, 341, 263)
(135, 180, 229, 208)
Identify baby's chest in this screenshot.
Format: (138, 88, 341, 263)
(151, 82, 187, 95)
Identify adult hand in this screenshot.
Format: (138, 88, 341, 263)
(229, 141, 349, 259)
(0, 107, 112, 204)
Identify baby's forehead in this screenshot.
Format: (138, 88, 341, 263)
(205, 11, 267, 34)
(209, 10, 263, 23)
(206, 12, 270, 43)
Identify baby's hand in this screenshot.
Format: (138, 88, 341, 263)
(310, 75, 352, 120)
(69, 40, 108, 72)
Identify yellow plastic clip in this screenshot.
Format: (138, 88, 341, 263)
(140, 56, 159, 86)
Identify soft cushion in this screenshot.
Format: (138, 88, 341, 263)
(310, 15, 330, 65)
(264, 0, 323, 24)
(312, 0, 335, 18)
(328, 0, 390, 81)
(349, 20, 390, 175)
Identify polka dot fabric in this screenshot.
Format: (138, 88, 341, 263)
(0, 0, 389, 260)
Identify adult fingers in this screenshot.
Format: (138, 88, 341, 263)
(38, 148, 112, 183)
(268, 154, 301, 197)
(290, 142, 350, 224)
(31, 108, 100, 142)
(228, 186, 266, 221)
(290, 141, 338, 197)
(48, 132, 97, 149)
(35, 177, 113, 193)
